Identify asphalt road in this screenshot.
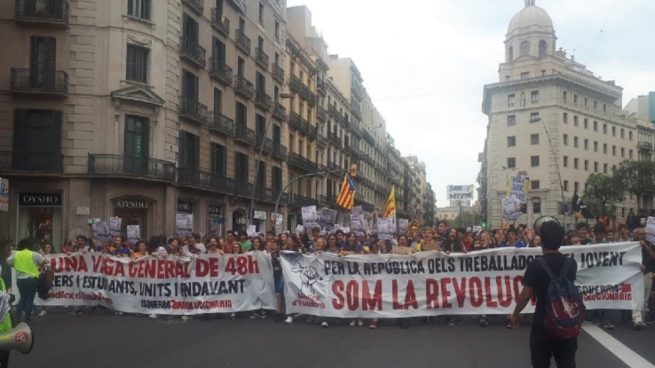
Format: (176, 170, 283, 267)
(12, 311, 652, 368)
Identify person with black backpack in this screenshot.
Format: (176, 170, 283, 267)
(510, 217, 586, 368)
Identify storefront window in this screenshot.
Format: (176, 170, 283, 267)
(208, 204, 223, 236)
(18, 192, 62, 249)
(176, 200, 194, 237)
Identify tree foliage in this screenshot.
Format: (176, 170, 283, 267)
(583, 173, 623, 217)
(612, 160, 655, 210)
(452, 211, 482, 229)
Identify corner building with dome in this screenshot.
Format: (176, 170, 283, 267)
(479, 0, 641, 229)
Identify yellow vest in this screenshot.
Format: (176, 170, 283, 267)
(15, 250, 40, 278)
(0, 278, 11, 333)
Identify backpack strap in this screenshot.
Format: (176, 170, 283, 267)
(536, 257, 556, 281)
(560, 257, 572, 278)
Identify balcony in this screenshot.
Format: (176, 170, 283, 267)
(210, 8, 229, 36)
(178, 167, 241, 195)
(208, 112, 234, 136)
(352, 81, 364, 100)
(289, 75, 303, 95)
(182, 0, 204, 13)
(346, 143, 364, 159)
(285, 193, 318, 208)
(234, 76, 254, 100)
(227, 0, 247, 14)
(272, 63, 284, 83)
(0, 151, 62, 174)
(316, 106, 327, 122)
(179, 36, 206, 68)
(317, 79, 326, 96)
(235, 28, 251, 55)
(638, 141, 653, 152)
(255, 48, 269, 70)
(179, 96, 208, 124)
(273, 102, 287, 120)
(10, 68, 68, 97)
(271, 144, 288, 161)
(288, 153, 316, 173)
(88, 154, 176, 182)
(351, 98, 362, 119)
(234, 124, 255, 146)
(209, 59, 233, 86)
(363, 129, 375, 145)
(307, 124, 318, 140)
(289, 112, 302, 131)
(328, 131, 341, 146)
(14, 0, 68, 27)
(255, 91, 272, 111)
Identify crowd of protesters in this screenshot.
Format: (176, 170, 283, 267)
(5, 217, 655, 330)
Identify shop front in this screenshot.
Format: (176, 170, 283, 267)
(207, 203, 224, 237)
(232, 208, 247, 235)
(176, 200, 195, 237)
(17, 192, 62, 248)
(112, 197, 151, 240)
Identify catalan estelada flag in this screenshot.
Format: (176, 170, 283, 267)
(384, 185, 396, 218)
(336, 174, 356, 210)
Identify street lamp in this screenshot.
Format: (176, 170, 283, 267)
(247, 92, 294, 229)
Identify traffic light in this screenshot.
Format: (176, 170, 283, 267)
(350, 164, 357, 178)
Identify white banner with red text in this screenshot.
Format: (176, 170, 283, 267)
(280, 242, 644, 318)
(35, 252, 276, 315)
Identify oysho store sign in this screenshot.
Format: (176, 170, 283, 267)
(115, 199, 149, 209)
(19, 192, 62, 207)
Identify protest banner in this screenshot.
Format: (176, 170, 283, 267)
(447, 185, 474, 202)
(175, 213, 193, 237)
(36, 252, 276, 315)
(301, 206, 319, 229)
(281, 242, 643, 318)
(502, 196, 523, 220)
(109, 217, 122, 237)
(319, 207, 337, 228)
(126, 225, 140, 244)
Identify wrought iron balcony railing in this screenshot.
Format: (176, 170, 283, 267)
(14, 0, 68, 27)
(88, 154, 175, 182)
(255, 47, 269, 70)
(210, 8, 229, 36)
(179, 96, 208, 124)
(234, 75, 254, 100)
(179, 36, 206, 68)
(0, 151, 63, 173)
(235, 28, 251, 54)
(10, 68, 68, 96)
(208, 112, 234, 136)
(209, 59, 233, 85)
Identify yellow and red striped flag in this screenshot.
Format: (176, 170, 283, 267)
(336, 174, 356, 210)
(384, 185, 396, 218)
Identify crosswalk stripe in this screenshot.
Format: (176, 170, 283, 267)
(582, 322, 655, 368)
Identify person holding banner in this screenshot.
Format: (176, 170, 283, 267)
(510, 220, 579, 368)
(632, 227, 655, 331)
(417, 228, 441, 252)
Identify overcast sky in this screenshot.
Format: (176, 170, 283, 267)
(286, 0, 655, 207)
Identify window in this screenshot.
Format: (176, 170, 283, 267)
(574, 182, 579, 193)
(235, 152, 249, 183)
(584, 97, 588, 108)
(620, 128, 625, 139)
(629, 131, 633, 141)
(213, 88, 222, 114)
(183, 14, 199, 44)
(584, 139, 588, 150)
(520, 92, 526, 106)
(629, 149, 633, 159)
(274, 20, 280, 41)
(507, 94, 515, 108)
(255, 114, 266, 144)
(235, 101, 247, 132)
(574, 158, 579, 169)
(563, 134, 568, 146)
(621, 147, 625, 158)
(531, 91, 539, 104)
(563, 156, 568, 167)
(573, 136, 578, 148)
(520, 41, 530, 56)
(521, 72, 530, 79)
(126, 45, 149, 83)
(127, 0, 150, 20)
(211, 143, 226, 176)
(531, 180, 540, 190)
(603, 143, 607, 154)
(530, 112, 539, 122)
(258, 2, 264, 25)
(563, 180, 569, 191)
(507, 157, 516, 169)
(603, 124, 607, 134)
(507, 46, 513, 62)
(573, 115, 578, 127)
(538, 40, 547, 58)
(593, 141, 598, 152)
(507, 115, 516, 126)
(13, 109, 62, 171)
(563, 112, 568, 124)
(603, 163, 608, 174)
(507, 136, 516, 147)
(573, 94, 578, 106)
(594, 161, 598, 172)
(612, 145, 616, 156)
(563, 91, 568, 103)
(124, 115, 149, 163)
(612, 126, 616, 136)
(179, 131, 199, 169)
(531, 156, 540, 167)
(212, 37, 226, 67)
(256, 162, 266, 190)
(584, 119, 588, 129)
(530, 134, 539, 145)
(533, 199, 541, 214)
(593, 121, 598, 131)
(584, 160, 589, 171)
(594, 101, 598, 110)
(272, 166, 282, 194)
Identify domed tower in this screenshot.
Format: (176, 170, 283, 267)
(505, 0, 556, 63)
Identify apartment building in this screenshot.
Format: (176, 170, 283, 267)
(479, 1, 639, 229)
(0, 0, 291, 246)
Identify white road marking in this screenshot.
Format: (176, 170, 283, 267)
(582, 322, 655, 368)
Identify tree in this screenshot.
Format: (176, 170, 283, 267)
(583, 173, 623, 217)
(452, 211, 482, 229)
(613, 160, 655, 212)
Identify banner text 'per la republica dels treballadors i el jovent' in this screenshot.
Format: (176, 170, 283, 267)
(281, 242, 644, 318)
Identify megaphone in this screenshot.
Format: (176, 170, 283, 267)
(533, 216, 562, 236)
(0, 323, 34, 354)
